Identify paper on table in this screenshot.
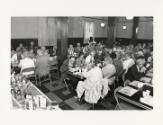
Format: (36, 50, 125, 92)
(118, 86, 138, 96)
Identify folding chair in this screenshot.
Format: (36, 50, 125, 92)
(63, 77, 74, 93)
(114, 87, 138, 110)
(114, 87, 122, 110)
(121, 69, 128, 86)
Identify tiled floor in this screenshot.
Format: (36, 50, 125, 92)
(38, 79, 116, 110)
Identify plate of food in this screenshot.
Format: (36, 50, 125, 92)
(140, 95, 153, 107)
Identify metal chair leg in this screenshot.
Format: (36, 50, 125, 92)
(63, 79, 68, 90)
(114, 87, 122, 110)
(49, 74, 52, 85)
(92, 104, 95, 110)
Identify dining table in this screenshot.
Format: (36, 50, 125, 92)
(115, 82, 153, 110)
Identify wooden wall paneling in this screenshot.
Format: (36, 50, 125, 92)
(47, 17, 57, 47)
(11, 17, 38, 39)
(115, 17, 153, 41)
(56, 18, 69, 66)
(83, 17, 108, 38)
(68, 17, 74, 38)
(106, 17, 116, 48)
(38, 17, 48, 46)
(72, 17, 84, 38)
(68, 17, 85, 45)
(68, 17, 108, 38)
(115, 20, 133, 38)
(131, 17, 139, 45)
(84, 21, 95, 43)
(137, 17, 153, 40)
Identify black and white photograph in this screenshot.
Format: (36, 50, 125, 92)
(11, 16, 153, 110)
(1, 0, 163, 125)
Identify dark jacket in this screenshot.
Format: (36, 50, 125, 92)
(125, 64, 145, 82)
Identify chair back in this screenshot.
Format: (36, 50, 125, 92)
(21, 67, 35, 76)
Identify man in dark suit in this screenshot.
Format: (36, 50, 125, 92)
(125, 56, 146, 82)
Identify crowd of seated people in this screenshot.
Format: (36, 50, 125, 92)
(11, 39, 153, 101)
(11, 41, 58, 86)
(60, 40, 153, 102)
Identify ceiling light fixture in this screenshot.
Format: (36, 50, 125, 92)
(100, 23, 105, 27)
(122, 25, 127, 30)
(126, 16, 133, 20)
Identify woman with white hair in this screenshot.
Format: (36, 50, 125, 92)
(85, 50, 96, 66)
(122, 52, 135, 71)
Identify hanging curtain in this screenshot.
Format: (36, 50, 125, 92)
(84, 22, 95, 43)
(47, 17, 57, 46)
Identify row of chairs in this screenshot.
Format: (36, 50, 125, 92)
(22, 64, 60, 86)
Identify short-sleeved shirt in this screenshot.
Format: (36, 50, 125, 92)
(19, 58, 35, 76)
